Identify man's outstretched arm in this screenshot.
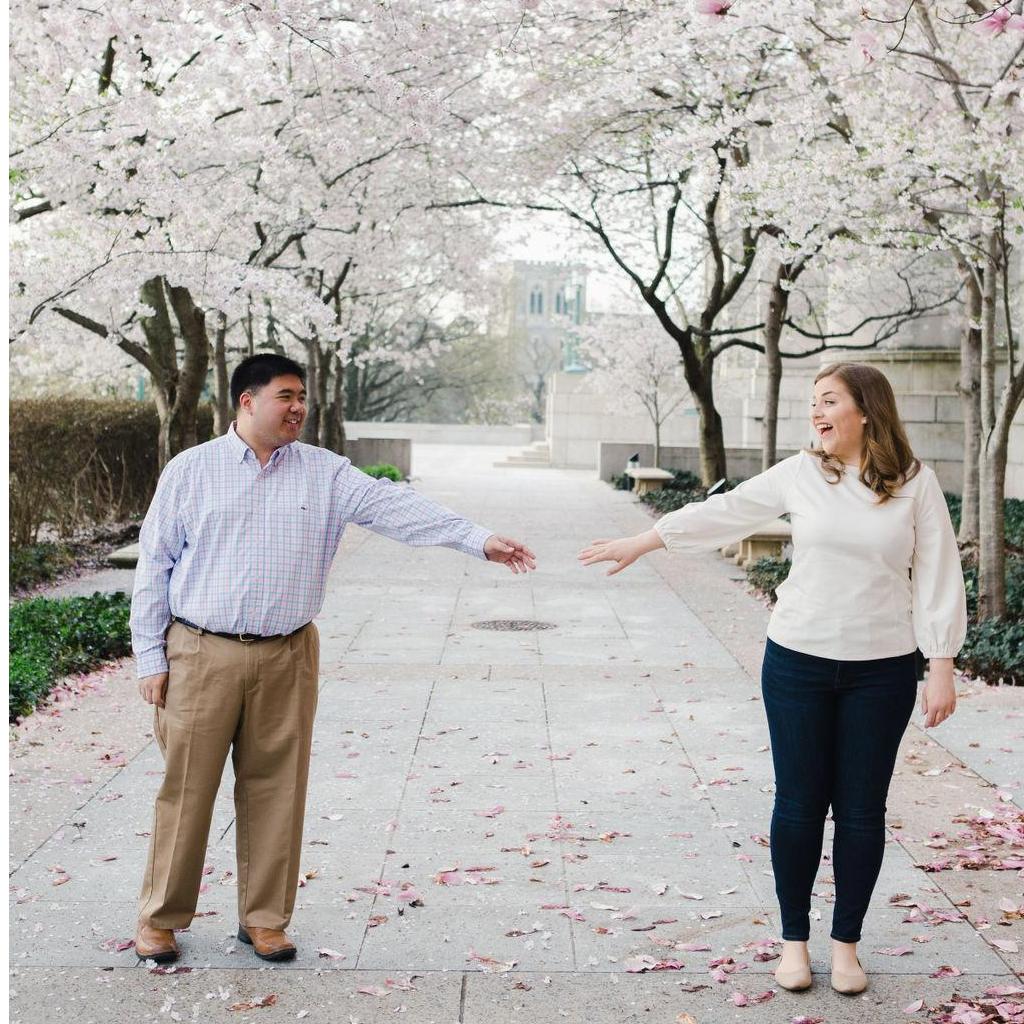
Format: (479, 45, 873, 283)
(340, 463, 536, 572)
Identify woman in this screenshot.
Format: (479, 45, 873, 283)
(578, 362, 967, 995)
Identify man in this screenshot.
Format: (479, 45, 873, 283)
(131, 352, 535, 964)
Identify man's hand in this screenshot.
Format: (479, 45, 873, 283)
(484, 535, 537, 573)
(578, 529, 665, 576)
(920, 658, 956, 728)
(139, 672, 169, 708)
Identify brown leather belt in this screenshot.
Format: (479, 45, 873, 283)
(173, 616, 305, 644)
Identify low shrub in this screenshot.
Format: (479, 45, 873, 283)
(944, 492, 1024, 551)
(746, 557, 792, 603)
(640, 473, 747, 514)
(745, 555, 1023, 686)
(962, 554, 1024, 619)
(360, 463, 403, 481)
(959, 618, 1024, 686)
(944, 492, 962, 533)
(9, 592, 132, 720)
(9, 399, 213, 546)
(1006, 498, 1024, 549)
(10, 542, 77, 592)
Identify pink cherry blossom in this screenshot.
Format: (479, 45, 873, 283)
(850, 28, 882, 66)
(974, 6, 1024, 36)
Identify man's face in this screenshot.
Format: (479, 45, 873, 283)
(239, 374, 307, 448)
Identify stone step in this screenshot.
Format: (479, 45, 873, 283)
(492, 460, 559, 469)
(107, 542, 140, 568)
(491, 438, 553, 469)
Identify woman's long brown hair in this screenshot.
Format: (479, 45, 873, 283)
(807, 362, 920, 503)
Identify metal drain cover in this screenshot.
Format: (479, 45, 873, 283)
(471, 619, 556, 632)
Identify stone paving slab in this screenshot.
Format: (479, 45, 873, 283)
(9, 444, 1023, 1022)
(9, 966, 1022, 1024)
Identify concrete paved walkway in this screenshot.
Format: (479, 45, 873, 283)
(9, 445, 1024, 1023)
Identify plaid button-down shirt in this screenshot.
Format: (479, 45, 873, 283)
(130, 425, 492, 677)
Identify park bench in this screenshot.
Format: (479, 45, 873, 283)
(722, 519, 792, 568)
(625, 466, 675, 496)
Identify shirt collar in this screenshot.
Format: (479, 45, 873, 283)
(226, 422, 296, 465)
(226, 423, 252, 463)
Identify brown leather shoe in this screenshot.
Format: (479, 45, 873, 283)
(237, 925, 297, 962)
(134, 922, 179, 963)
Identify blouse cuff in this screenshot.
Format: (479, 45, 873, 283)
(653, 519, 697, 553)
(920, 647, 960, 660)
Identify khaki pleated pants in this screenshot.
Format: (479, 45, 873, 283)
(138, 621, 319, 930)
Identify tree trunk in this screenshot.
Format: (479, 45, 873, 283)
(979, 429, 1008, 619)
(690, 370, 727, 484)
(957, 260, 982, 544)
(134, 276, 209, 469)
(315, 344, 330, 448)
(245, 295, 255, 357)
(325, 353, 346, 455)
(166, 283, 209, 455)
(761, 265, 788, 472)
(977, 230, 1005, 619)
(212, 312, 231, 436)
(671, 324, 728, 484)
(301, 338, 321, 444)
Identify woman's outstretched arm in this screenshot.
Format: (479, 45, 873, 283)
(578, 529, 665, 576)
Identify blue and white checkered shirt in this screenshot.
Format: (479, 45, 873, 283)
(130, 425, 492, 677)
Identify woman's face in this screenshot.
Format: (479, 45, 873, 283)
(810, 375, 866, 463)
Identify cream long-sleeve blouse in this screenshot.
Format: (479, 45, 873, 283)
(653, 451, 967, 661)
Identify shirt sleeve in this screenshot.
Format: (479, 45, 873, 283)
(653, 455, 799, 553)
(339, 463, 493, 559)
(130, 458, 187, 677)
(911, 468, 968, 659)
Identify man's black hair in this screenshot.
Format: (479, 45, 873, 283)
(230, 353, 306, 408)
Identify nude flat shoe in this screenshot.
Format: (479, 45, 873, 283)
(831, 958, 867, 994)
(774, 961, 812, 991)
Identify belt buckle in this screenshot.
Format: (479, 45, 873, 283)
(238, 633, 256, 644)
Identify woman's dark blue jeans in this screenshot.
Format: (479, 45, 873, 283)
(760, 638, 918, 943)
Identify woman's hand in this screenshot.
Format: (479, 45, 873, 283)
(578, 529, 665, 576)
(920, 657, 956, 728)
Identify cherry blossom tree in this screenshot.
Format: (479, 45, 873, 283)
(578, 315, 690, 467)
(796, 0, 1024, 618)
(433, 1, 961, 483)
(8, 1, 494, 465)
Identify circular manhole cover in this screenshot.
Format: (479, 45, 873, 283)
(471, 619, 556, 632)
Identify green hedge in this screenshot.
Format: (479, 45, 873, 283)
(746, 557, 793, 604)
(360, 463, 403, 481)
(9, 399, 213, 547)
(946, 492, 1024, 550)
(9, 592, 133, 720)
(958, 617, 1024, 686)
(10, 542, 77, 592)
(639, 471, 748, 515)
